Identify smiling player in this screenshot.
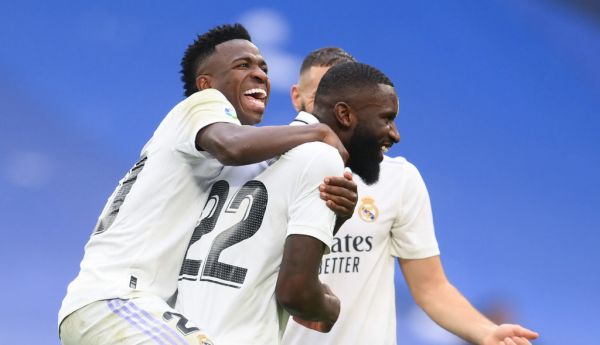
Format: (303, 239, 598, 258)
(283, 47, 539, 345)
(175, 61, 399, 345)
(57, 24, 355, 345)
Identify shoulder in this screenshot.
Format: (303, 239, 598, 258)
(382, 155, 420, 176)
(186, 88, 229, 104)
(382, 155, 409, 167)
(282, 142, 344, 176)
(286, 142, 341, 163)
(372, 155, 426, 192)
(179, 89, 237, 117)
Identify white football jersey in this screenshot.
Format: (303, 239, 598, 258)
(283, 114, 440, 345)
(58, 89, 242, 326)
(176, 141, 344, 345)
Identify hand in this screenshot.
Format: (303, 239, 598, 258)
(292, 283, 340, 333)
(321, 170, 357, 219)
(483, 324, 539, 345)
(319, 124, 349, 163)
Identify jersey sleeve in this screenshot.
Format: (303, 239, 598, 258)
(390, 161, 440, 259)
(286, 142, 344, 253)
(175, 89, 241, 158)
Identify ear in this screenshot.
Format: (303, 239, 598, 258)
(195, 75, 212, 91)
(333, 102, 353, 129)
(290, 84, 301, 112)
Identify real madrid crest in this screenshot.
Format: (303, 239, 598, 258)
(357, 196, 379, 222)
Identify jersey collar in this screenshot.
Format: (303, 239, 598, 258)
(290, 111, 319, 126)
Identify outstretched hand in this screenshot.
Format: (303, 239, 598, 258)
(321, 170, 357, 219)
(483, 324, 539, 345)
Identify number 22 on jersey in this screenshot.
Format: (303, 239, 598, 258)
(179, 180, 268, 289)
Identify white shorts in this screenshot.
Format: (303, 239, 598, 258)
(59, 295, 214, 345)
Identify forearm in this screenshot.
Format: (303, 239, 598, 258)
(416, 282, 497, 344)
(197, 123, 330, 165)
(276, 235, 339, 324)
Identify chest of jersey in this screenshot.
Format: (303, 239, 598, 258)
(320, 164, 402, 276)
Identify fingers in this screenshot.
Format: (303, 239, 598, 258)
(511, 336, 532, 345)
(320, 178, 358, 218)
(323, 175, 357, 192)
(320, 184, 357, 201)
(343, 170, 353, 181)
(320, 178, 357, 203)
(324, 200, 354, 218)
(320, 124, 348, 163)
(493, 325, 538, 345)
(321, 173, 358, 217)
(335, 143, 349, 164)
(340, 149, 349, 163)
(503, 336, 531, 345)
(515, 326, 539, 339)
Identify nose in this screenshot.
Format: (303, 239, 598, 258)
(389, 122, 400, 143)
(251, 66, 268, 84)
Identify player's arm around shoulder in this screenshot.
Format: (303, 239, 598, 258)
(283, 142, 345, 180)
(275, 142, 344, 333)
(195, 107, 348, 166)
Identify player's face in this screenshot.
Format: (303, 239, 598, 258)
(200, 39, 270, 125)
(347, 84, 400, 185)
(291, 66, 330, 113)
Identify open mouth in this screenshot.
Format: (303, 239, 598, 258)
(242, 88, 267, 112)
(378, 144, 391, 161)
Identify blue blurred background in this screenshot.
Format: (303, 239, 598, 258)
(1, 0, 599, 344)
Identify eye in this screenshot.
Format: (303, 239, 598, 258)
(384, 115, 395, 126)
(237, 62, 249, 69)
(261, 65, 269, 74)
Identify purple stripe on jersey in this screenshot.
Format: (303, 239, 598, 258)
(114, 299, 180, 345)
(126, 300, 189, 345)
(107, 299, 168, 345)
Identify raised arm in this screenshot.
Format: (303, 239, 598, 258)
(275, 235, 340, 333)
(399, 256, 539, 345)
(196, 122, 348, 165)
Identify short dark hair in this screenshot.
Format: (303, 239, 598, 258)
(180, 24, 252, 97)
(315, 62, 394, 107)
(299, 47, 356, 75)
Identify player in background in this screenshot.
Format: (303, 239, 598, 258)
(58, 25, 356, 345)
(175, 61, 399, 345)
(282, 48, 539, 345)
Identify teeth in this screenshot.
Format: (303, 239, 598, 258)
(244, 88, 267, 97)
(247, 98, 264, 105)
(381, 146, 389, 153)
